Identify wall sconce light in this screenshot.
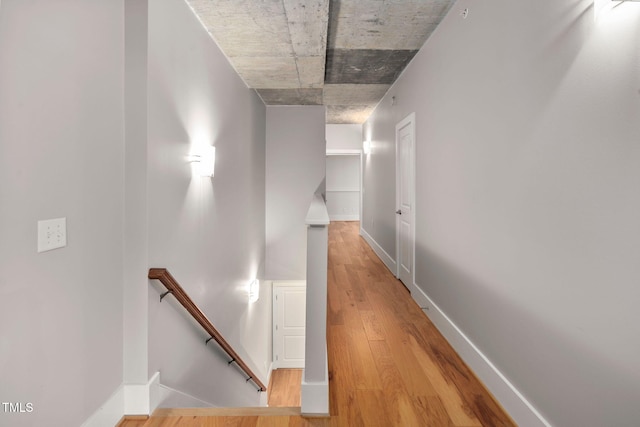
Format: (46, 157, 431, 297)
(595, 0, 639, 20)
(363, 140, 371, 155)
(189, 145, 216, 177)
(248, 279, 260, 303)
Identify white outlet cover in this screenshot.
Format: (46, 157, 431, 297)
(37, 217, 67, 253)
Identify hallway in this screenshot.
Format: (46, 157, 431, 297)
(128, 221, 514, 426)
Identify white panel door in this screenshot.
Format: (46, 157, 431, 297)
(396, 113, 415, 287)
(273, 283, 306, 368)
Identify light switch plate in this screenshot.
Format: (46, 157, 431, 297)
(37, 217, 67, 253)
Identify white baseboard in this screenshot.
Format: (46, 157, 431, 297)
(410, 283, 551, 427)
(81, 372, 162, 426)
(157, 383, 217, 408)
(124, 371, 161, 415)
(300, 367, 329, 417)
(81, 385, 125, 427)
(300, 380, 329, 416)
(300, 356, 329, 416)
(359, 227, 397, 275)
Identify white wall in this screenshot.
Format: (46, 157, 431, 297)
(326, 124, 363, 152)
(266, 106, 326, 280)
(0, 1, 125, 426)
(361, 111, 397, 257)
(326, 155, 360, 221)
(145, 0, 269, 407)
(123, 0, 150, 388)
(363, 1, 640, 426)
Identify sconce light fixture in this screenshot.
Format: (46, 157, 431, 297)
(248, 279, 260, 303)
(595, 0, 639, 20)
(363, 140, 371, 155)
(189, 145, 216, 177)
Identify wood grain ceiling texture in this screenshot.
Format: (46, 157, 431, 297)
(187, 0, 455, 123)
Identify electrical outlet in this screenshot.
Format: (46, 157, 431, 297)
(37, 218, 67, 253)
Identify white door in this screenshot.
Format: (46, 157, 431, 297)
(396, 113, 415, 287)
(273, 283, 306, 368)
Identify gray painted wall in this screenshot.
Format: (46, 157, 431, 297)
(146, 0, 269, 406)
(266, 106, 326, 280)
(0, 1, 125, 425)
(326, 124, 363, 152)
(363, 1, 640, 425)
(326, 155, 360, 220)
(124, 0, 150, 387)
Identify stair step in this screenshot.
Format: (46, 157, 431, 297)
(151, 406, 301, 417)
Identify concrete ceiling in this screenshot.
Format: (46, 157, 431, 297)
(188, 0, 455, 124)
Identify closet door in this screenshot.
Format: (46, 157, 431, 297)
(273, 282, 306, 368)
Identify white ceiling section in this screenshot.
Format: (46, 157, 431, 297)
(188, 0, 455, 123)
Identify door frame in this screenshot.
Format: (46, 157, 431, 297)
(395, 113, 416, 286)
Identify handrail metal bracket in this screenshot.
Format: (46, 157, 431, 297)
(228, 358, 236, 365)
(205, 337, 214, 345)
(246, 376, 253, 383)
(159, 290, 173, 302)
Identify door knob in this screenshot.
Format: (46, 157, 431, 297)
(396, 210, 402, 215)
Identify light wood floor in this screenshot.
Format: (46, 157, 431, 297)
(268, 369, 302, 407)
(121, 221, 514, 427)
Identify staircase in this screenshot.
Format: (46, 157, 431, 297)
(118, 368, 312, 426)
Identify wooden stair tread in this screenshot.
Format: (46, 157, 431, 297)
(151, 406, 302, 417)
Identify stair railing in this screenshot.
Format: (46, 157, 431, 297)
(148, 268, 266, 392)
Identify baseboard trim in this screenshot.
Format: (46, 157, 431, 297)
(156, 383, 217, 408)
(410, 283, 551, 427)
(81, 385, 125, 427)
(300, 379, 329, 417)
(81, 372, 161, 426)
(359, 227, 397, 275)
(125, 371, 160, 414)
(300, 362, 329, 416)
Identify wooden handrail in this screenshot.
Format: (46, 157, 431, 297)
(148, 268, 266, 392)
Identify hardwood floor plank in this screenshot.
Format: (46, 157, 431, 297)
(222, 417, 259, 427)
(355, 390, 392, 427)
(256, 416, 294, 427)
(368, 340, 406, 395)
(359, 310, 386, 341)
(408, 334, 481, 426)
(411, 395, 455, 427)
(366, 290, 439, 397)
(117, 416, 149, 427)
(326, 325, 356, 417)
(347, 326, 382, 390)
(268, 369, 302, 407)
(326, 269, 344, 326)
